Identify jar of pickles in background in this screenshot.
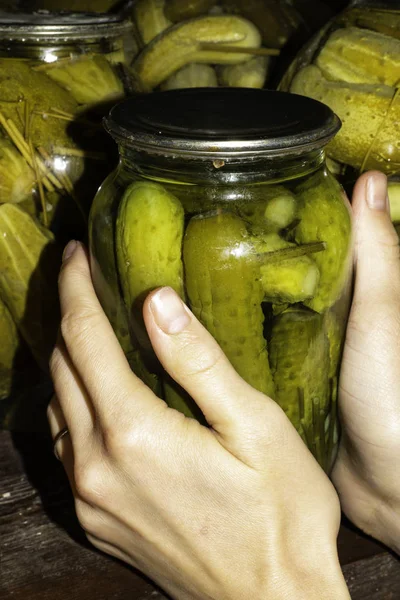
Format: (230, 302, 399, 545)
(130, 0, 342, 92)
(89, 88, 352, 472)
(279, 1, 400, 180)
(0, 12, 134, 429)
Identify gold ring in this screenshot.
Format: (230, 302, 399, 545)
(53, 426, 70, 461)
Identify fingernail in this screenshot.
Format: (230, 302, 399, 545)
(62, 240, 78, 262)
(150, 287, 191, 335)
(367, 174, 388, 211)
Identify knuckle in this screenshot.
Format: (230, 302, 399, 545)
(74, 460, 109, 505)
(175, 333, 227, 380)
(102, 422, 146, 459)
(60, 306, 101, 347)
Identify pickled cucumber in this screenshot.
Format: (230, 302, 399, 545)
(269, 307, 330, 462)
(165, 0, 218, 22)
(132, 16, 262, 91)
(253, 232, 320, 304)
(161, 63, 218, 90)
(290, 64, 400, 174)
(389, 181, 400, 223)
(217, 56, 269, 89)
(237, 186, 297, 234)
(90, 175, 161, 396)
(0, 136, 35, 204)
(116, 180, 185, 320)
(0, 298, 19, 372)
(0, 59, 78, 151)
(316, 27, 400, 87)
(0, 203, 60, 371)
(183, 211, 275, 396)
(133, 0, 172, 46)
(44, 55, 124, 105)
(294, 169, 352, 313)
(116, 180, 185, 405)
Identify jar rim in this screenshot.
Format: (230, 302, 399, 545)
(0, 11, 132, 41)
(105, 88, 342, 160)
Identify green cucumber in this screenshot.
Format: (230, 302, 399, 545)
(184, 211, 275, 397)
(116, 180, 188, 409)
(294, 169, 352, 313)
(269, 307, 330, 465)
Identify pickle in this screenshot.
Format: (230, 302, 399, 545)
(0, 298, 19, 372)
(165, 0, 218, 22)
(254, 233, 320, 304)
(389, 181, 400, 223)
(223, 0, 298, 48)
(161, 63, 218, 90)
(217, 56, 269, 89)
(132, 15, 262, 91)
(183, 211, 275, 397)
(90, 175, 161, 396)
(0, 136, 35, 204)
(0, 204, 60, 371)
(115, 180, 185, 406)
(237, 186, 297, 234)
(134, 0, 172, 46)
(44, 55, 124, 105)
(116, 180, 185, 319)
(294, 169, 352, 314)
(341, 7, 400, 41)
(290, 65, 400, 174)
(316, 27, 400, 87)
(0, 59, 78, 151)
(269, 307, 330, 463)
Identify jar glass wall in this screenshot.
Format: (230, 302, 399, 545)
(89, 89, 352, 472)
(0, 12, 134, 429)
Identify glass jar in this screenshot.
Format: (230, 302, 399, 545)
(279, 0, 400, 178)
(0, 12, 134, 430)
(89, 88, 353, 472)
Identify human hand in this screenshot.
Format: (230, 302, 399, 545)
(332, 171, 400, 555)
(48, 242, 349, 600)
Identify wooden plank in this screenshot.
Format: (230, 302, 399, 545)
(343, 554, 400, 600)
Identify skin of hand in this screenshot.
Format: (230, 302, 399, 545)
(48, 244, 350, 600)
(332, 170, 400, 555)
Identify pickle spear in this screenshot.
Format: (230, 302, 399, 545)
(184, 211, 275, 397)
(269, 307, 330, 464)
(294, 169, 352, 314)
(257, 233, 320, 304)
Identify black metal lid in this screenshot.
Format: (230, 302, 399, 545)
(0, 10, 132, 41)
(106, 88, 341, 159)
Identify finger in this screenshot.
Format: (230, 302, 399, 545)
(58, 241, 161, 426)
(50, 332, 94, 440)
(143, 287, 280, 436)
(47, 395, 75, 485)
(352, 171, 400, 305)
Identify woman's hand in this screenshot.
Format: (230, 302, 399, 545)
(333, 171, 400, 555)
(48, 243, 349, 600)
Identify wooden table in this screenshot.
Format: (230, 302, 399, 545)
(1, 429, 399, 599)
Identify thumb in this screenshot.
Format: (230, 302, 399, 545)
(352, 171, 400, 310)
(142, 286, 283, 444)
